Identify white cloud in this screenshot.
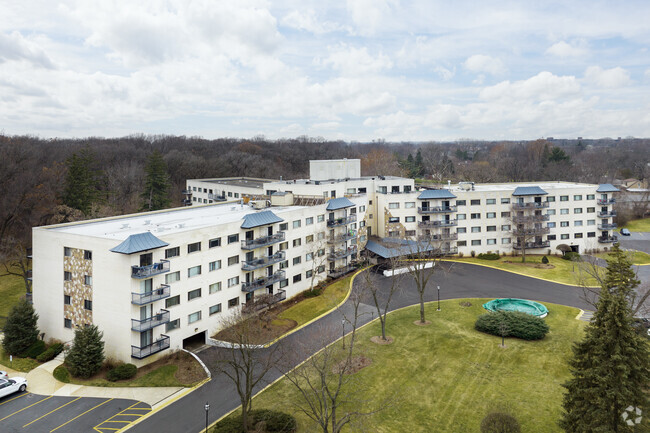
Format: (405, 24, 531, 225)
(0, 31, 54, 68)
(463, 54, 506, 76)
(320, 44, 393, 75)
(584, 66, 631, 88)
(545, 40, 588, 58)
(346, 0, 397, 36)
(281, 10, 343, 34)
(480, 71, 581, 102)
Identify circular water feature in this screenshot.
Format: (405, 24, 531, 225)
(483, 298, 548, 318)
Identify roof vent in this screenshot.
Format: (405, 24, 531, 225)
(120, 224, 130, 229)
(144, 220, 151, 225)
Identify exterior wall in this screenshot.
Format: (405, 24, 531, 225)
(309, 159, 360, 181)
(63, 248, 93, 327)
(186, 178, 267, 205)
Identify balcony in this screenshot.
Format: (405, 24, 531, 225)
(597, 198, 616, 205)
(417, 206, 457, 214)
(598, 223, 618, 230)
(513, 241, 551, 250)
(513, 202, 550, 209)
(327, 214, 357, 228)
(328, 246, 358, 261)
(243, 290, 287, 313)
(26, 247, 32, 259)
(328, 265, 356, 279)
(27, 270, 32, 281)
(598, 235, 618, 244)
(182, 189, 192, 195)
(131, 260, 170, 279)
(328, 231, 358, 244)
(182, 199, 192, 206)
(418, 220, 458, 228)
(438, 247, 458, 256)
(241, 232, 286, 250)
(208, 193, 227, 201)
(418, 233, 458, 242)
(132, 335, 170, 359)
(597, 210, 617, 218)
(241, 251, 286, 271)
(513, 227, 551, 236)
(131, 310, 170, 332)
(242, 270, 286, 293)
(513, 214, 550, 223)
(131, 284, 171, 305)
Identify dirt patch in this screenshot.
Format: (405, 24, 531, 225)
(332, 355, 372, 375)
(501, 260, 554, 269)
(370, 336, 394, 345)
(459, 301, 472, 307)
(413, 320, 432, 326)
(213, 312, 298, 345)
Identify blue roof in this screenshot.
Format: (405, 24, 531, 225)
(597, 183, 619, 193)
(417, 189, 457, 200)
(365, 239, 435, 259)
(326, 197, 355, 210)
(110, 232, 169, 255)
(512, 186, 548, 196)
(241, 210, 284, 229)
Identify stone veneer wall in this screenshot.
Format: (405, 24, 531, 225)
(384, 209, 406, 238)
(63, 248, 93, 327)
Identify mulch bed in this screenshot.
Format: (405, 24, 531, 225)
(370, 336, 394, 345)
(212, 312, 298, 345)
(332, 355, 372, 375)
(501, 260, 555, 269)
(413, 320, 432, 326)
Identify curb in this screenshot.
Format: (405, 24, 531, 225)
(181, 348, 211, 379)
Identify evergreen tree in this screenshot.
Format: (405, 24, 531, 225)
(414, 149, 425, 177)
(2, 298, 39, 356)
(66, 324, 105, 378)
(62, 149, 101, 215)
(141, 150, 171, 211)
(560, 244, 649, 432)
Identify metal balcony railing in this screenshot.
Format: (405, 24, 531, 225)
(241, 251, 286, 271)
(181, 189, 192, 195)
(243, 290, 287, 313)
(327, 247, 358, 261)
(131, 285, 171, 305)
(241, 270, 286, 292)
(208, 193, 227, 201)
(598, 223, 618, 230)
(417, 206, 457, 214)
(513, 241, 551, 250)
(26, 247, 32, 259)
(513, 227, 551, 236)
(597, 198, 616, 205)
(327, 231, 358, 244)
(328, 265, 356, 279)
(513, 214, 550, 223)
(327, 214, 357, 228)
(132, 335, 170, 359)
(597, 211, 617, 218)
(131, 310, 170, 332)
(182, 199, 192, 206)
(131, 260, 170, 279)
(418, 220, 458, 228)
(27, 270, 32, 281)
(438, 247, 458, 255)
(241, 232, 286, 250)
(512, 202, 550, 209)
(418, 233, 458, 242)
(598, 235, 618, 243)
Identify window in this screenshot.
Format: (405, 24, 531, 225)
(188, 242, 201, 253)
(501, 198, 510, 204)
(209, 304, 222, 315)
(560, 208, 569, 215)
(227, 255, 239, 266)
(560, 195, 569, 201)
(317, 248, 325, 257)
(227, 234, 239, 244)
(166, 319, 180, 332)
(228, 297, 239, 308)
(64, 318, 72, 329)
(561, 234, 570, 240)
(587, 219, 596, 226)
(487, 226, 496, 232)
(486, 212, 496, 219)
(188, 288, 202, 301)
(317, 215, 325, 223)
(165, 247, 180, 258)
(280, 223, 289, 231)
(64, 271, 72, 281)
(84, 275, 92, 286)
(166, 295, 181, 308)
(548, 222, 556, 228)
(574, 195, 582, 201)
(587, 207, 595, 213)
(405, 230, 416, 237)
(501, 212, 510, 218)
(457, 240, 467, 246)
(471, 226, 481, 233)
(209, 238, 221, 248)
(64, 247, 72, 257)
(471, 240, 482, 246)
(317, 231, 325, 240)
(405, 216, 416, 223)
(209, 260, 221, 271)
(471, 213, 480, 219)
(293, 257, 302, 265)
(487, 239, 496, 245)
(574, 220, 583, 226)
(547, 235, 556, 240)
(293, 274, 302, 283)
(587, 232, 596, 238)
(501, 237, 511, 244)
(306, 234, 314, 243)
(471, 199, 481, 205)
(359, 221, 366, 227)
(359, 205, 366, 212)
(188, 311, 201, 324)
(456, 200, 466, 206)
(82, 299, 92, 311)
(228, 277, 239, 287)
(574, 233, 583, 238)
(306, 252, 313, 261)
(587, 194, 595, 200)
(405, 202, 415, 208)
(279, 242, 289, 251)
(306, 270, 313, 279)
(166, 271, 180, 284)
(84, 250, 92, 260)
(209, 282, 221, 294)
(188, 266, 201, 278)
(574, 208, 583, 214)
(457, 214, 466, 220)
(388, 202, 399, 209)
(293, 238, 302, 247)
(279, 260, 289, 269)
(560, 221, 569, 227)
(501, 224, 511, 231)
(547, 209, 556, 216)
(227, 191, 231, 196)
(293, 220, 301, 229)
(457, 227, 467, 234)
(388, 217, 400, 223)
(64, 295, 71, 305)
(486, 199, 496, 205)
(277, 279, 288, 290)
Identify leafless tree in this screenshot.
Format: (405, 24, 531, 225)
(0, 238, 32, 298)
(509, 203, 550, 263)
(307, 235, 330, 292)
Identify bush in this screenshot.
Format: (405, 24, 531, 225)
(53, 365, 70, 383)
(475, 311, 549, 340)
(66, 324, 105, 378)
(541, 255, 549, 264)
(36, 343, 64, 362)
(477, 253, 500, 260)
(303, 288, 322, 298)
(562, 251, 581, 261)
(212, 409, 297, 433)
(23, 340, 46, 359)
(481, 412, 521, 433)
(106, 363, 137, 381)
(2, 298, 39, 356)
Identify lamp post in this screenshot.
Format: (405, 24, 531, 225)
(341, 319, 346, 349)
(437, 285, 441, 311)
(205, 402, 210, 433)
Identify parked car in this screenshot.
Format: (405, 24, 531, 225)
(621, 228, 631, 236)
(0, 371, 8, 380)
(0, 377, 27, 398)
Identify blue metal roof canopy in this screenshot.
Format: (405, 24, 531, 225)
(110, 232, 169, 254)
(326, 197, 355, 210)
(241, 210, 284, 229)
(417, 189, 457, 200)
(596, 183, 619, 193)
(512, 186, 548, 196)
(365, 239, 435, 259)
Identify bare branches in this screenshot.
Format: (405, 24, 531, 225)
(359, 257, 405, 341)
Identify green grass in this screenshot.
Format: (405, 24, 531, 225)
(620, 217, 650, 232)
(593, 250, 650, 265)
(58, 364, 190, 387)
(451, 255, 601, 286)
(252, 299, 585, 433)
(278, 276, 353, 327)
(0, 346, 40, 372)
(0, 272, 26, 329)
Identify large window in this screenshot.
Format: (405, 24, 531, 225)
(209, 260, 221, 271)
(486, 212, 496, 219)
(293, 238, 302, 247)
(293, 220, 301, 229)
(388, 217, 400, 223)
(227, 255, 239, 266)
(188, 288, 202, 301)
(165, 247, 180, 258)
(388, 203, 399, 209)
(486, 199, 496, 205)
(209, 282, 221, 294)
(228, 297, 239, 308)
(188, 311, 201, 324)
(228, 276, 239, 287)
(166, 271, 180, 284)
(471, 213, 480, 219)
(471, 227, 481, 233)
(187, 242, 201, 253)
(166, 319, 180, 332)
(209, 238, 221, 248)
(306, 217, 314, 225)
(166, 295, 180, 308)
(471, 199, 481, 205)
(227, 234, 239, 244)
(471, 240, 481, 246)
(209, 304, 222, 315)
(188, 266, 201, 278)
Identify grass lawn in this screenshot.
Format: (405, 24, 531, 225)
(0, 346, 40, 372)
(450, 255, 602, 286)
(593, 250, 650, 265)
(620, 217, 650, 232)
(0, 272, 27, 329)
(249, 299, 585, 433)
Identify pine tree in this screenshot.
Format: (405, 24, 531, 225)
(140, 150, 171, 211)
(560, 244, 649, 432)
(414, 149, 425, 177)
(62, 149, 101, 215)
(66, 324, 105, 378)
(2, 298, 39, 356)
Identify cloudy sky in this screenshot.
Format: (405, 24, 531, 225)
(1, 1, 649, 141)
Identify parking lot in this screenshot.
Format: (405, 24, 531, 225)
(0, 391, 150, 433)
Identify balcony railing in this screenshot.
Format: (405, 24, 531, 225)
(181, 189, 192, 195)
(328, 231, 358, 244)
(328, 265, 356, 279)
(327, 214, 357, 227)
(241, 251, 286, 271)
(598, 223, 618, 230)
(418, 233, 459, 242)
(513, 202, 550, 209)
(513, 214, 550, 223)
(131, 285, 171, 305)
(26, 247, 32, 259)
(27, 270, 32, 281)
(132, 335, 170, 359)
(131, 310, 170, 332)
(208, 193, 227, 201)
(242, 270, 286, 293)
(182, 199, 192, 206)
(241, 232, 286, 250)
(418, 220, 458, 228)
(437, 247, 458, 256)
(513, 227, 551, 236)
(131, 260, 170, 279)
(243, 290, 287, 313)
(513, 241, 551, 250)
(598, 235, 618, 243)
(418, 206, 457, 214)
(597, 210, 617, 218)
(597, 198, 616, 205)
(328, 247, 358, 261)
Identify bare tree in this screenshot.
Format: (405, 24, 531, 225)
(510, 202, 550, 263)
(359, 257, 404, 341)
(0, 238, 32, 299)
(307, 235, 330, 293)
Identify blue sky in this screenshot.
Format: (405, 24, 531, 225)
(1, 1, 649, 140)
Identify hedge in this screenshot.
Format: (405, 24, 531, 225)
(562, 251, 581, 261)
(212, 409, 297, 433)
(23, 340, 46, 359)
(477, 253, 500, 260)
(106, 363, 138, 381)
(475, 311, 549, 340)
(53, 365, 70, 383)
(36, 343, 64, 363)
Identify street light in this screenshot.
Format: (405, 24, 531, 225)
(437, 285, 441, 311)
(205, 402, 210, 433)
(341, 319, 346, 349)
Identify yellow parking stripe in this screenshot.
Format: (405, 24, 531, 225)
(0, 395, 52, 421)
(23, 397, 81, 427)
(93, 401, 150, 432)
(50, 398, 114, 433)
(0, 392, 30, 407)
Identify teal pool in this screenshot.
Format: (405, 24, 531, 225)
(483, 298, 549, 318)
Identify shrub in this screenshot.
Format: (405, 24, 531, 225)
(212, 409, 297, 433)
(480, 412, 521, 433)
(477, 253, 500, 260)
(2, 298, 39, 356)
(303, 288, 322, 298)
(541, 255, 549, 264)
(36, 343, 64, 362)
(53, 365, 70, 383)
(23, 340, 46, 359)
(475, 311, 549, 340)
(106, 363, 137, 381)
(562, 251, 581, 261)
(471, 250, 476, 257)
(66, 324, 105, 378)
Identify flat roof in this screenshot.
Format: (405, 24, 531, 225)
(446, 181, 597, 193)
(194, 177, 271, 189)
(265, 176, 409, 186)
